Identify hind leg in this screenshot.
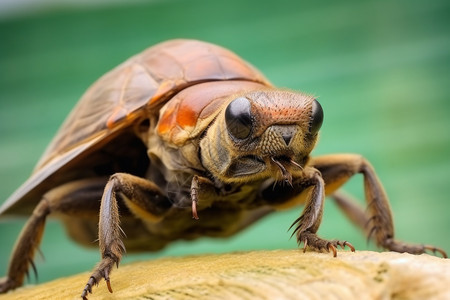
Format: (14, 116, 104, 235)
(0, 178, 107, 293)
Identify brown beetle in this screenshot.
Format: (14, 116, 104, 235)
(0, 39, 446, 299)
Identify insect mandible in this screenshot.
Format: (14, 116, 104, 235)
(0, 39, 446, 299)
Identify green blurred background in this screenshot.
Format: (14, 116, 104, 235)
(1, 0, 449, 286)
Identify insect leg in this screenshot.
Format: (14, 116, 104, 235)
(289, 168, 355, 257)
(310, 154, 447, 258)
(0, 198, 49, 293)
(81, 173, 171, 300)
(0, 178, 107, 294)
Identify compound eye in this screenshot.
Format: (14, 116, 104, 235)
(225, 97, 253, 140)
(309, 99, 324, 135)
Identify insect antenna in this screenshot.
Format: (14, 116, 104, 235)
(289, 159, 303, 170)
(271, 157, 293, 186)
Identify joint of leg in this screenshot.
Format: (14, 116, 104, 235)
(33, 196, 51, 217)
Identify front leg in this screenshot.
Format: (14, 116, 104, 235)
(81, 173, 171, 300)
(311, 153, 447, 257)
(290, 168, 355, 257)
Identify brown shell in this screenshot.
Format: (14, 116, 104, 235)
(0, 39, 270, 215)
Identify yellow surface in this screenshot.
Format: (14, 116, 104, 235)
(1, 250, 449, 300)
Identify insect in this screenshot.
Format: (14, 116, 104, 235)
(0, 39, 446, 299)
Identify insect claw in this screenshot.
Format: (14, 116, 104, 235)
(303, 238, 308, 253)
(104, 269, 113, 293)
(339, 241, 355, 251)
(425, 245, 447, 258)
(328, 243, 337, 257)
(106, 279, 113, 293)
(345, 241, 356, 252)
